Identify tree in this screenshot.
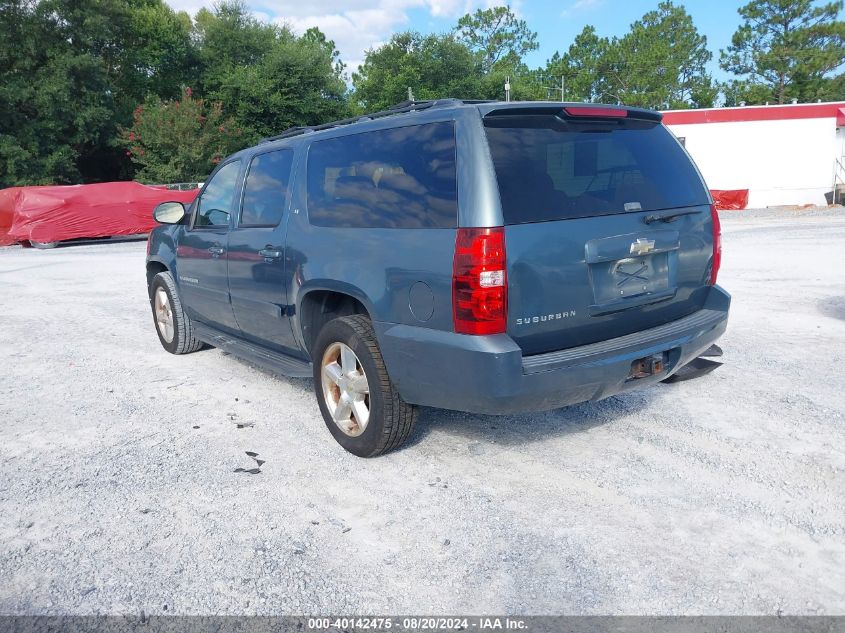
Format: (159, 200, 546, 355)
(455, 6, 538, 73)
(302, 26, 346, 80)
(193, 0, 279, 94)
(0, 0, 196, 185)
(0, 0, 114, 185)
(541, 26, 609, 102)
(0, 0, 352, 186)
(351, 32, 483, 111)
(720, 0, 845, 104)
(719, 80, 775, 106)
(191, 4, 347, 140)
(352, 7, 542, 111)
(601, 2, 716, 108)
(122, 3, 196, 103)
(122, 88, 244, 183)
(537, 3, 715, 108)
(209, 27, 348, 141)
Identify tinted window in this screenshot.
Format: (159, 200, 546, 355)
(484, 116, 709, 224)
(239, 149, 294, 227)
(306, 121, 457, 229)
(195, 160, 240, 227)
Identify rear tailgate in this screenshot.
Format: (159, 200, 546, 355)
(483, 106, 715, 355)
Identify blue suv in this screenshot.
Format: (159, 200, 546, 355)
(146, 99, 730, 457)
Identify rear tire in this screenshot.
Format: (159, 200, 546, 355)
(313, 315, 417, 457)
(149, 271, 204, 355)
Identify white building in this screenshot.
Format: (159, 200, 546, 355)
(662, 101, 845, 208)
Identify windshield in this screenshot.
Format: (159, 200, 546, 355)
(483, 115, 709, 224)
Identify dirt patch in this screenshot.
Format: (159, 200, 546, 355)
(819, 297, 845, 321)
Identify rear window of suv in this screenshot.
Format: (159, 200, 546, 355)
(483, 115, 709, 224)
(306, 121, 458, 229)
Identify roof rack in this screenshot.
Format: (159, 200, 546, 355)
(259, 98, 493, 144)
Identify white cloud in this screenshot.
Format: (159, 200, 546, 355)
(164, 0, 205, 16)
(166, 0, 505, 74)
(280, 0, 469, 75)
(286, 0, 520, 72)
(561, 0, 603, 17)
(282, 3, 413, 75)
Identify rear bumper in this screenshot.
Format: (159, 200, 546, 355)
(374, 286, 730, 415)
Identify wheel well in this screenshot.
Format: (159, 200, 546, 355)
(146, 262, 168, 298)
(300, 290, 369, 354)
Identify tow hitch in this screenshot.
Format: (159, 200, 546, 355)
(629, 353, 666, 379)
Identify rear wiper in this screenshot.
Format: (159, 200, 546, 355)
(643, 209, 702, 224)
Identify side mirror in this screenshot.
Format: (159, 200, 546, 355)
(153, 201, 186, 224)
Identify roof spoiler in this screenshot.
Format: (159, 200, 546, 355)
(482, 104, 662, 123)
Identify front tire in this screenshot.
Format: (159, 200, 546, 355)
(313, 315, 417, 457)
(149, 271, 204, 355)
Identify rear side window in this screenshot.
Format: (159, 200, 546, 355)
(240, 149, 294, 227)
(306, 121, 457, 228)
(484, 115, 709, 224)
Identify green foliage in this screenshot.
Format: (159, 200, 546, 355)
(124, 3, 196, 102)
(0, 0, 348, 186)
(607, 1, 716, 108)
(455, 6, 538, 73)
(541, 26, 608, 102)
(3, 0, 843, 187)
(194, 1, 280, 93)
(0, 0, 114, 185)
(720, 80, 777, 106)
(540, 2, 716, 109)
(208, 25, 347, 141)
(353, 6, 543, 110)
(122, 89, 244, 184)
(352, 32, 483, 111)
(0, 0, 195, 185)
(720, 0, 845, 104)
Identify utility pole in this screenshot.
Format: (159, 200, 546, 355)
(544, 76, 566, 101)
(407, 86, 414, 101)
(505, 76, 511, 102)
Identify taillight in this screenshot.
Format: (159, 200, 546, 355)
(564, 106, 628, 118)
(453, 227, 507, 335)
(709, 203, 721, 285)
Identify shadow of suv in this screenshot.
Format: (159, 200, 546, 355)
(146, 99, 730, 457)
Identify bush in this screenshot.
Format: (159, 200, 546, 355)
(122, 88, 245, 183)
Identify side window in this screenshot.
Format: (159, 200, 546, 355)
(306, 121, 457, 229)
(239, 149, 294, 227)
(194, 160, 240, 228)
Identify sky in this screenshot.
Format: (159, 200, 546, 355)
(165, 0, 754, 80)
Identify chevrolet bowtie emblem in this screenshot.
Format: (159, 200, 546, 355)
(630, 238, 656, 255)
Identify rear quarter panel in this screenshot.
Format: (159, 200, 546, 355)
(290, 224, 457, 332)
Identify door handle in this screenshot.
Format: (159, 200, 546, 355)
(259, 248, 282, 259)
(208, 246, 225, 256)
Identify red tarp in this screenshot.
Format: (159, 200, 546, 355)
(710, 189, 749, 211)
(0, 181, 198, 246)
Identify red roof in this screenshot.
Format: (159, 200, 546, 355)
(661, 102, 845, 126)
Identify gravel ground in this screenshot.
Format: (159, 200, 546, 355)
(0, 209, 844, 616)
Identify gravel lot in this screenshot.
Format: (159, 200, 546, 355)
(1, 209, 844, 616)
